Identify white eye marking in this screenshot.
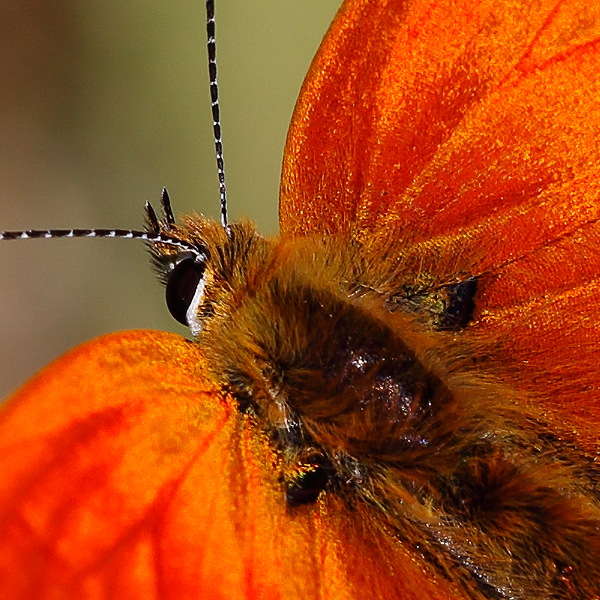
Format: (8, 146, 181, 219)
(186, 276, 206, 336)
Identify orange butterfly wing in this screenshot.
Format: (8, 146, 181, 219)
(0, 331, 462, 599)
(281, 0, 600, 453)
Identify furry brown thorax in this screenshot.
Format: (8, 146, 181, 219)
(150, 214, 600, 600)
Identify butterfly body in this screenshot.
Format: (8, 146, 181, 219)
(148, 210, 600, 599)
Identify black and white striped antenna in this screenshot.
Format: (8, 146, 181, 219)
(0, 1, 229, 247)
(206, 0, 229, 231)
(0, 187, 202, 255)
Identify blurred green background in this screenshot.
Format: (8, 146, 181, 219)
(0, 0, 341, 398)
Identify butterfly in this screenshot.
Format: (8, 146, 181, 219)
(2, 0, 600, 599)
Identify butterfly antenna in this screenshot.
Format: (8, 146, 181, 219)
(206, 0, 229, 232)
(1, 186, 205, 256)
(0, 226, 202, 255)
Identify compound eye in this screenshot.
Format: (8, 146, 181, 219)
(165, 258, 206, 326)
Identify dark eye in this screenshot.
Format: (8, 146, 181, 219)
(165, 258, 206, 326)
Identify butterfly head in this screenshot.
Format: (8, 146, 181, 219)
(147, 188, 269, 340)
